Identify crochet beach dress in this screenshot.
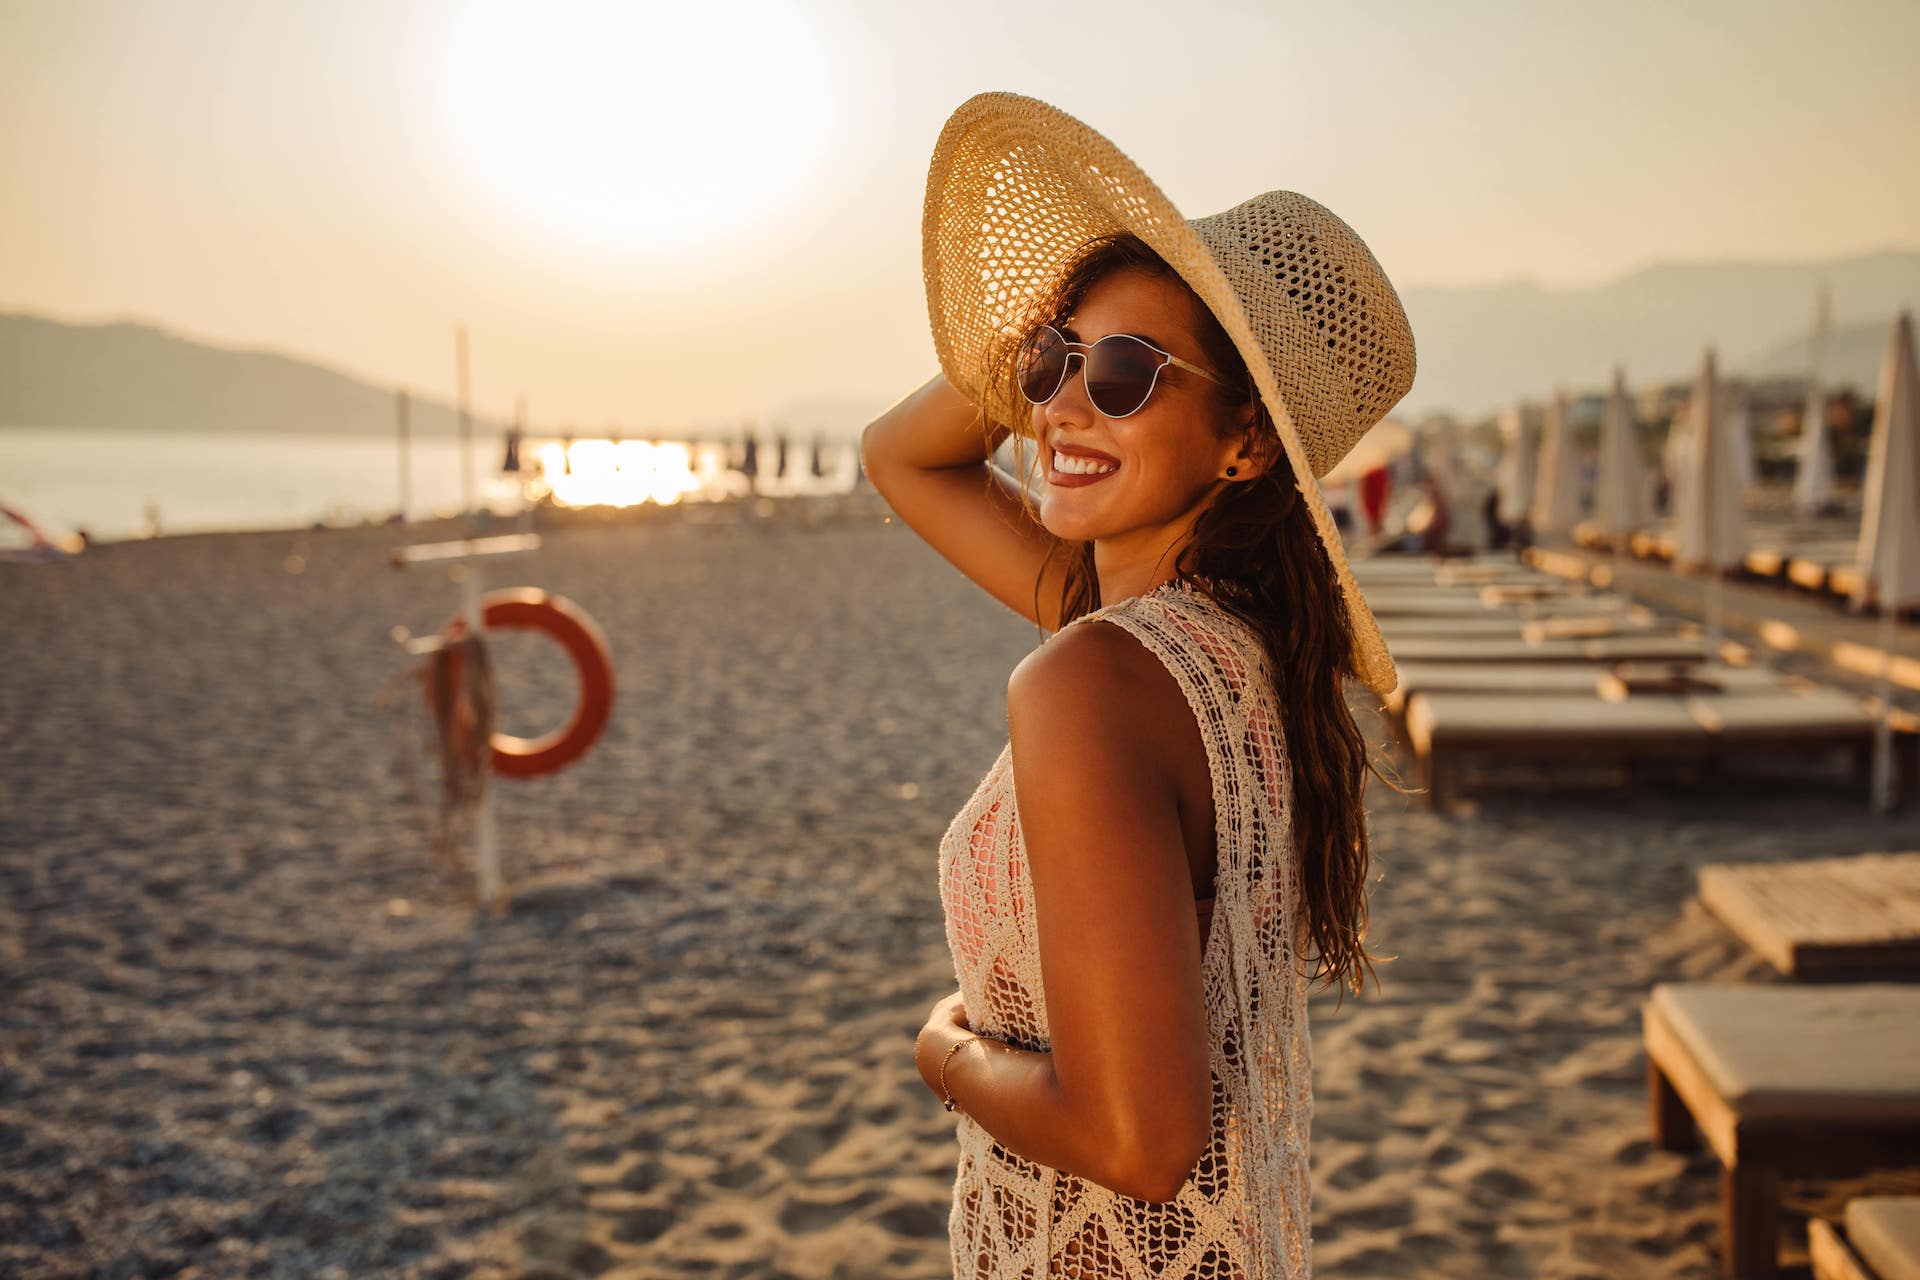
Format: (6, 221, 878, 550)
(938, 579, 1313, 1279)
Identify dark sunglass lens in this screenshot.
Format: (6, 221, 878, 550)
(1085, 336, 1163, 417)
(1017, 326, 1067, 403)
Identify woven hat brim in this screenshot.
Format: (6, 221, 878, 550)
(922, 90, 1400, 698)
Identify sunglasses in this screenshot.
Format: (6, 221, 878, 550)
(1016, 322, 1229, 419)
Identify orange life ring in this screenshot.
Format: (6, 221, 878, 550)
(438, 588, 615, 778)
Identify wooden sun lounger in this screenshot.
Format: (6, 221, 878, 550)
(1403, 692, 1713, 805)
(1644, 983, 1920, 1277)
(1376, 615, 1534, 640)
(1388, 634, 1708, 665)
(1402, 685, 1875, 807)
(1810, 1197, 1920, 1280)
(1382, 662, 1796, 718)
(1383, 662, 1613, 716)
(1698, 852, 1920, 981)
(1379, 611, 1655, 645)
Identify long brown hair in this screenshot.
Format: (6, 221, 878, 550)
(981, 231, 1396, 996)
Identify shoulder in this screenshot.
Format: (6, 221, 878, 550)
(1007, 613, 1190, 781)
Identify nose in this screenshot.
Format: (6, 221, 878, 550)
(1042, 350, 1094, 422)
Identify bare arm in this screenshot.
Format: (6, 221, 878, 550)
(916, 622, 1215, 1203)
(859, 372, 1069, 630)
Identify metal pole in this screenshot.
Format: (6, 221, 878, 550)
(456, 325, 473, 519)
(458, 562, 501, 906)
(1873, 528, 1900, 814)
(515, 394, 532, 534)
(396, 388, 412, 522)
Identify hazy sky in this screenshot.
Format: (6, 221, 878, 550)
(4, 0, 1916, 433)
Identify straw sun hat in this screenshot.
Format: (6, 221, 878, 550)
(922, 91, 1417, 697)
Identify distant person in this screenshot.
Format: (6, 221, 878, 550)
(501, 424, 522, 474)
(774, 432, 790, 480)
(1358, 462, 1391, 535)
(1484, 487, 1509, 550)
(864, 93, 1417, 1276)
(739, 435, 760, 494)
(1404, 474, 1451, 554)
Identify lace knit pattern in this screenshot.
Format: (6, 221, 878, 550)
(938, 580, 1311, 1279)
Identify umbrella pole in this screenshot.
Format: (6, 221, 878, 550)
(1704, 567, 1723, 663)
(1872, 612, 1895, 814)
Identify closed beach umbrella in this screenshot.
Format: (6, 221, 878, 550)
(1852, 311, 1920, 612)
(1530, 387, 1582, 538)
(1593, 365, 1651, 539)
(1794, 382, 1836, 516)
(1856, 310, 1920, 810)
(1795, 284, 1837, 518)
(1494, 402, 1535, 529)
(1422, 413, 1487, 550)
(1661, 407, 1691, 514)
(1671, 347, 1746, 571)
(1725, 385, 1757, 492)
(1671, 346, 1746, 660)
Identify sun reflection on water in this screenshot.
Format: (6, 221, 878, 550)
(531, 439, 713, 508)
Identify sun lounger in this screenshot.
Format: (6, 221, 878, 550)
(1811, 1197, 1920, 1280)
(1383, 661, 1795, 717)
(1432, 562, 1561, 588)
(1698, 852, 1920, 981)
(1521, 611, 1657, 642)
(1598, 663, 1799, 700)
(1383, 662, 1614, 716)
(1644, 982, 1920, 1277)
(1682, 692, 1878, 790)
(1401, 683, 1872, 805)
(1376, 616, 1534, 640)
(1364, 588, 1516, 617)
(1402, 692, 1712, 805)
(1479, 582, 1568, 606)
(1387, 634, 1708, 664)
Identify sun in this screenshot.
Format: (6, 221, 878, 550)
(438, 0, 833, 253)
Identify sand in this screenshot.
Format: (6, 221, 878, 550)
(5, 498, 1919, 1279)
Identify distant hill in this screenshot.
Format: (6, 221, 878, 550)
(1395, 249, 1920, 421)
(8, 247, 1919, 435)
(0, 313, 494, 436)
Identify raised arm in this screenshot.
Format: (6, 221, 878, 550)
(859, 372, 1069, 630)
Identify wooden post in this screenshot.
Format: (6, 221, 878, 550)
(456, 324, 473, 518)
(1721, 1162, 1780, 1279)
(1648, 1060, 1696, 1152)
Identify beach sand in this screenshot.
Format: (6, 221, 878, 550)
(5, 500, 1919, 1279)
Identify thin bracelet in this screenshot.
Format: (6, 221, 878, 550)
(939, 1035, 981, 1112)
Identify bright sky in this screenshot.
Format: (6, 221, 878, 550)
(3, 0, 1915, 434)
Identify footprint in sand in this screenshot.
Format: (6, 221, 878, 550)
(765, 1120, 841, 1169)
(873, 1197, 947, 1239)
(776, 1186, 885, 1234)
(609, 1204, 677, 1245)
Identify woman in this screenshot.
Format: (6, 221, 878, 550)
(861, 93, 1417, 1278)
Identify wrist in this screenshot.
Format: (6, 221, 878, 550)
(916, 1020, 960, 1090)
(934, 1032, 982, 1113)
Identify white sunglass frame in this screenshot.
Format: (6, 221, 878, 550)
(1017, 323, 1230, 420)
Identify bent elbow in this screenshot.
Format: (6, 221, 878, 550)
(1111, 1128, 1210, 1205)
(1116, 1158, 1196, 1206)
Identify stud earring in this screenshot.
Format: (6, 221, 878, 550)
(1225, 466, 1238, 477)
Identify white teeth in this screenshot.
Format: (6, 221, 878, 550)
(1052, 449, 1118, 476)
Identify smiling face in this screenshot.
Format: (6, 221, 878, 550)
(1029, 266, 1258, 564)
